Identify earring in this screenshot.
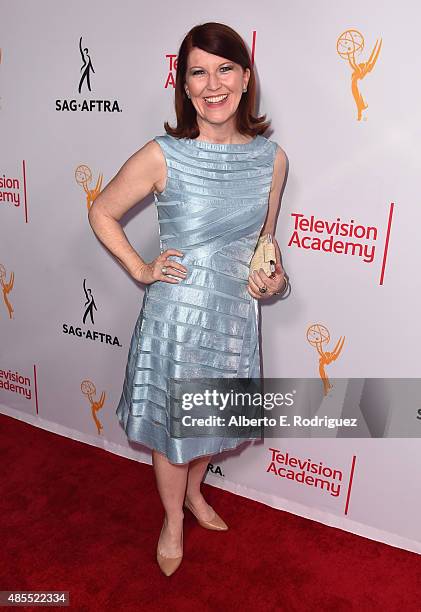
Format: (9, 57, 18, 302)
(243, 87, 247, 93)
(186, 89, 191, 99)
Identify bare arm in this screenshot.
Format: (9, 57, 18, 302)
(261, 145, 288, 281)
(248, 145, 288, 299)
(261, 145, 288, 237)
(88, 139, 166, 280)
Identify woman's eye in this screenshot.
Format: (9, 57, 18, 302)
(191, 66, 233, 76)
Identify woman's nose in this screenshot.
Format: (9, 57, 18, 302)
(207, 73, 221, 89)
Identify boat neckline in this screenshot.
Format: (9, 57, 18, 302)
(168, 134, 261, 149)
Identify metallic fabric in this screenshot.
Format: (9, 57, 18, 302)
(116, 133, 278, 464)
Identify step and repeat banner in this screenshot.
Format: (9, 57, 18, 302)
(1, 1, 420, 554)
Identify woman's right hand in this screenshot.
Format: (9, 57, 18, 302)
(133, 249, 188, 285)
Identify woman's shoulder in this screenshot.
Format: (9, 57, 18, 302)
(150, 133, 182, 158)
(152, 133, 177, 147)
(260, 134, 284, 154)
(152, 133, 171, 142)
(261, 137, 287, 188)
(262, 136, 287, 168)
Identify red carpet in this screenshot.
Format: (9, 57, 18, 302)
(1, 412, 420, 611)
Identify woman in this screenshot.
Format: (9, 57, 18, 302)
(88, 22, 288, 576)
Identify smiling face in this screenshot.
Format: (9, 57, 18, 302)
(184, 47, 250, 133)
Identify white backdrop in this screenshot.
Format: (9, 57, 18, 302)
(1, 0, 420, 555)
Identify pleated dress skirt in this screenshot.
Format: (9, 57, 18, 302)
(116, 133, 279, 464)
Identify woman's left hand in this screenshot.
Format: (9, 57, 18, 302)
(247, 236, 286, 299)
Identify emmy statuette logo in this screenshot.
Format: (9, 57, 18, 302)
(307, 324, 345, 395)
(0, 263, 14, 319)
(81, 379, 106, 434)
(75, 164, 103, 211)
(337, 29, 382, 121)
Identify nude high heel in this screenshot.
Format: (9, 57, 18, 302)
(156, 517, 183, 576)
(184, 497, 228, 531)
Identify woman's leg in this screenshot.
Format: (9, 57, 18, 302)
(152, 449, 188, 556)
(185, 454, 216, 521)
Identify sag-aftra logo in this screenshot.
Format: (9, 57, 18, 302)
(56, 36, 122, 113)
(62, 278, 122, 347)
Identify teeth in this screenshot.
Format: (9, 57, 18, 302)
(204, 94, 228, 103)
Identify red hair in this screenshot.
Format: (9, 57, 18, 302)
(164, 22, 271, 139)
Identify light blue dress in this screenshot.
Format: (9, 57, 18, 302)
(116, 133, 278, 464)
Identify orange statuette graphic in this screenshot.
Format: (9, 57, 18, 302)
(75, 164, 103, 212)
(306, 324, 345, 396)
(0, 263, 14, 319)
(81, 379, 106, 435)
(337, 29, 382, 121)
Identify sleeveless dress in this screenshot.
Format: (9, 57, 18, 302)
(116, 133, 279, 464)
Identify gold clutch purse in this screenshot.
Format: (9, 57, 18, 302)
(250, 233, 276, 276)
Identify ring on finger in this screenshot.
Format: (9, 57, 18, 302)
(161, 266, 168, 275)
(259, 285, 267, 294)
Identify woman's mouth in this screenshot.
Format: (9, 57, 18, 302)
(203, 94, 229, 107)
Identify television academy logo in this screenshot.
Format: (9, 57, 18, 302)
(75, 163, 103, 211)
(165, 54, 178, 88)
(1, 160, 31, 223)
(266, 447, 357, 514)
(0, 263, 14, 319)
(62, 278, 122, 347)
(56, 36, 122, 113)
(0, 174, 20, 207)
(81, 379, 106, 434)
(0, 367, 33, 401)
(307, 324, 345, 395)
(288, 213, 378, 263)
(336, 29, 382, 121)
(287, 205, 395, 286)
